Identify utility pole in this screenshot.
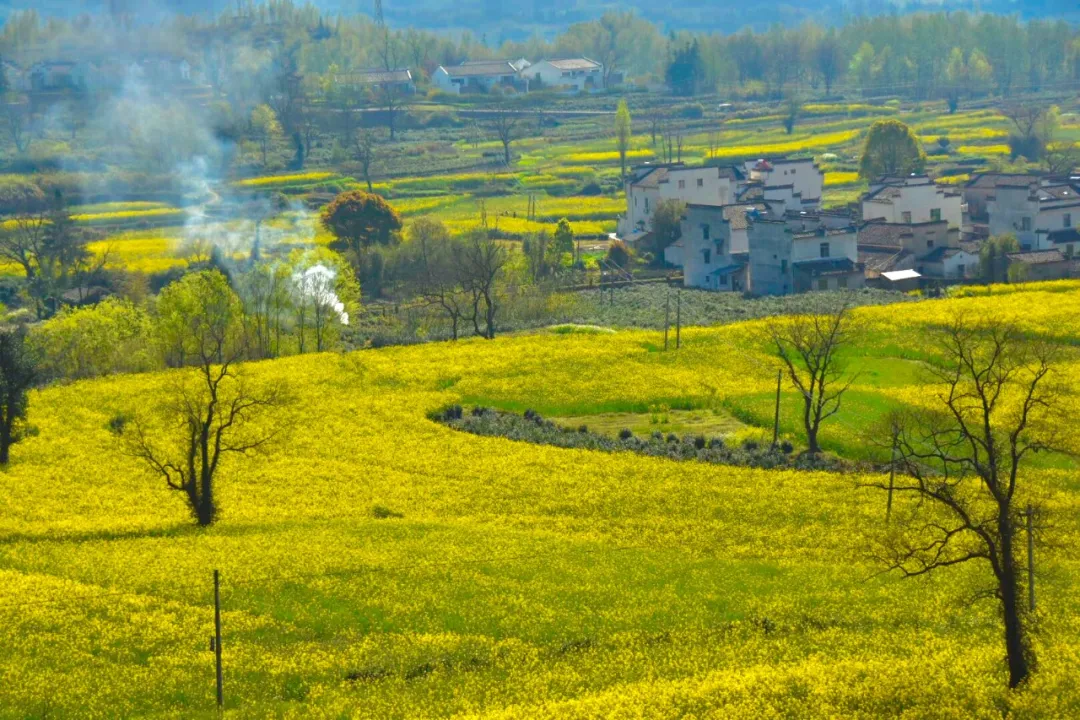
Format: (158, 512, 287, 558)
(772, 370, 781, 447)
(213, 570, 223, 710)
(1026, 503, 1035, 612)
(664, 288, 670, 351)
(675, 290, 681, 349)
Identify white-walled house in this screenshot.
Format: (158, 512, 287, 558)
(677, 204, 793, 294)
(742, 158, 824, 210)
(342, 68, 416, 95)
(524, 58, 603, 92)
(433, 61, 526, 95)
(861, 176, 963, 229)
(791, 227, 864, 292)
(618, 163, 742, 240)
(992, 181, 1080, 250)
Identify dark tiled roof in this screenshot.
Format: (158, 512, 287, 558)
(858, 222, 912, 247)
(859, 247, 912, 273)
(1045, 228, 1080, 245)
(920, 246, 966, 262)
(793, 257, 859, 275)
(964, 173, 1037, 190)
(1007, 250, 1067, 265)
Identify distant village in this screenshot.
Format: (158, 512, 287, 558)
(618, 160, 1080, 294)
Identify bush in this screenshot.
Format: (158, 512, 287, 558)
(679, 103, 705, 119)
(743, 439, 759, 451)
(780, 441, 794, 454)
(372, 505, 404, 519)
(618, 428, 634, 440)
(693, 435, 707, 450)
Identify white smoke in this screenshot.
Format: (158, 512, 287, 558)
(293, 264, 349, 325)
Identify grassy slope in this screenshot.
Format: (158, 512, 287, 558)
(2, 287, 1080, 718)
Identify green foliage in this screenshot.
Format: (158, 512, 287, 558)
(155, 270, 246, 367)
(614, 99, 632, 178)
(645, 200, 685, 266)
(859, 119, 926, 180)
(980, 234, 1020, 284)
(605, 238, 632, 269)
(0, 325, 35, 464)
(553, 218, 575, 257)
(32, 299, 156, 381)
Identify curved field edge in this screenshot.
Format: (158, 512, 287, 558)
(0, 285, 1079, 717)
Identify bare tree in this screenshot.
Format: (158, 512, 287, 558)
(458, 229, 508, 339)
(865, 316, 1064, 689)
(1, 99, 32, 154)
(490, 100, 519, 166)
(124, 271, 288, 526)
(407, 218, 470, 340)
(764, 303, 857, 454)
(354, 128, 377, 191)
(377, 28, 410, 141)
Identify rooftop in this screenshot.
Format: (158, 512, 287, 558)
(1007, 249, 1068, 265)
(342, 68, 412, 84)
(440, 61, 518, 77)
(543, 58, 601, 71)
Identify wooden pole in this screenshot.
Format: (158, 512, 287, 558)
(772, 370, 781, 447)
(675, 290, 681, 349)
(213, 570, 223, 710)
(664, 289, 670, 351)
(1026, 503, 1035, 612)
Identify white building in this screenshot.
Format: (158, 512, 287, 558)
(861, 175, 964, 229)
(618, 163, 742, 240)
(742, 158, 825, 210)
(991, 181, 1080, 250)
(432, 61, 526, 95)
(524, 58, 603, 92)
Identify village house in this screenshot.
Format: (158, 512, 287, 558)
(524, 58, 604, 92)
(741, 158, 824, 210)
(1005, 249, 1075, 282)
(674, 203, 792, 294)
(618, 163, 743, 241)
(857, 220, 975, 280)
(989, 179, 1080, 250)
(962, 173, 1041, 222)
(29, 61, 93, 92)
(791, 227, 864, 292)
(432, 60, 527, 95)
(339, 68, 415, 95)
(861, 175, 964, 229)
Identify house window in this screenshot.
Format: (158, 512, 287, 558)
(818, 278, 829, 291)
(819, 242, 830, 258)
(697, 178, 704, 187)
(1021, 217, 1031, 231)
(645, 198, 650, 214)
(678, 180, 686, 189)
(781, 259, 788, 273)
(930, 208, 942, 222)
(837, 275, 848, 289)
(702, 224, 710, 240)
(901, 211, 912, 224)
(791, 168, 797, 174)
(927, 239, 934, 248)
(1065, 213, 1072, 228)
(703, 249, 711, 265)
(957, 264, 965, 277)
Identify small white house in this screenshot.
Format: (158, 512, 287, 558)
(618, 163, 742, 240)
(862, 175, 964, 229)
(433, 61, 526, 95)
(992, 181, 1080, 250)
(742, 158, 824, 210)
(524, 58, 603, 92)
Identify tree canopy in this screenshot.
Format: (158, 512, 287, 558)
(858, 119, 926, 180)
(320, 190, 403, 263)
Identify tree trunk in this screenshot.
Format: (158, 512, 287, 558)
(998, 512, 1030, 688)
(803, 396, 820, 454)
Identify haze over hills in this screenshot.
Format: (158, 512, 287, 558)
(4, 0, 1079, 36)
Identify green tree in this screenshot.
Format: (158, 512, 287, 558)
(782, 96, 801, 135)
(320, 190, 403, 264)
(553, 218, 575, 260)
(250, 104, 283, 167)
(979, 233, 1019, 284)
(128, 270, 287, 527)
(858, 119, 926, 180)
(32, 299, 156, 381)
(0, 327, 36, 465)
(644, 199, 685, 266)
(848, 42, 875, 95)
(605, 238, 632, 269)
(614, 98, 632, 179)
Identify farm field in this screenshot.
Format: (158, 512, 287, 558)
(56, 101, 1050, 278)
(2, 282, 1080, 718)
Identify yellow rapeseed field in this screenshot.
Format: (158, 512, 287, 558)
(1, 287, 1079, 718)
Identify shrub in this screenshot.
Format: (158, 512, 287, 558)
(781, 441, 794, 454)
(693, 435, 707, 450)
(679, 103, 705, 119)
(743, 439, 759, 451)
(618, 428, 633, 440)
(578, 424, 588, 433)
(666, 433, 678, 443)
(372, 505, 404, 519)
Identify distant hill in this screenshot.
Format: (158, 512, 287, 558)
(2, 0, 1078, 36)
